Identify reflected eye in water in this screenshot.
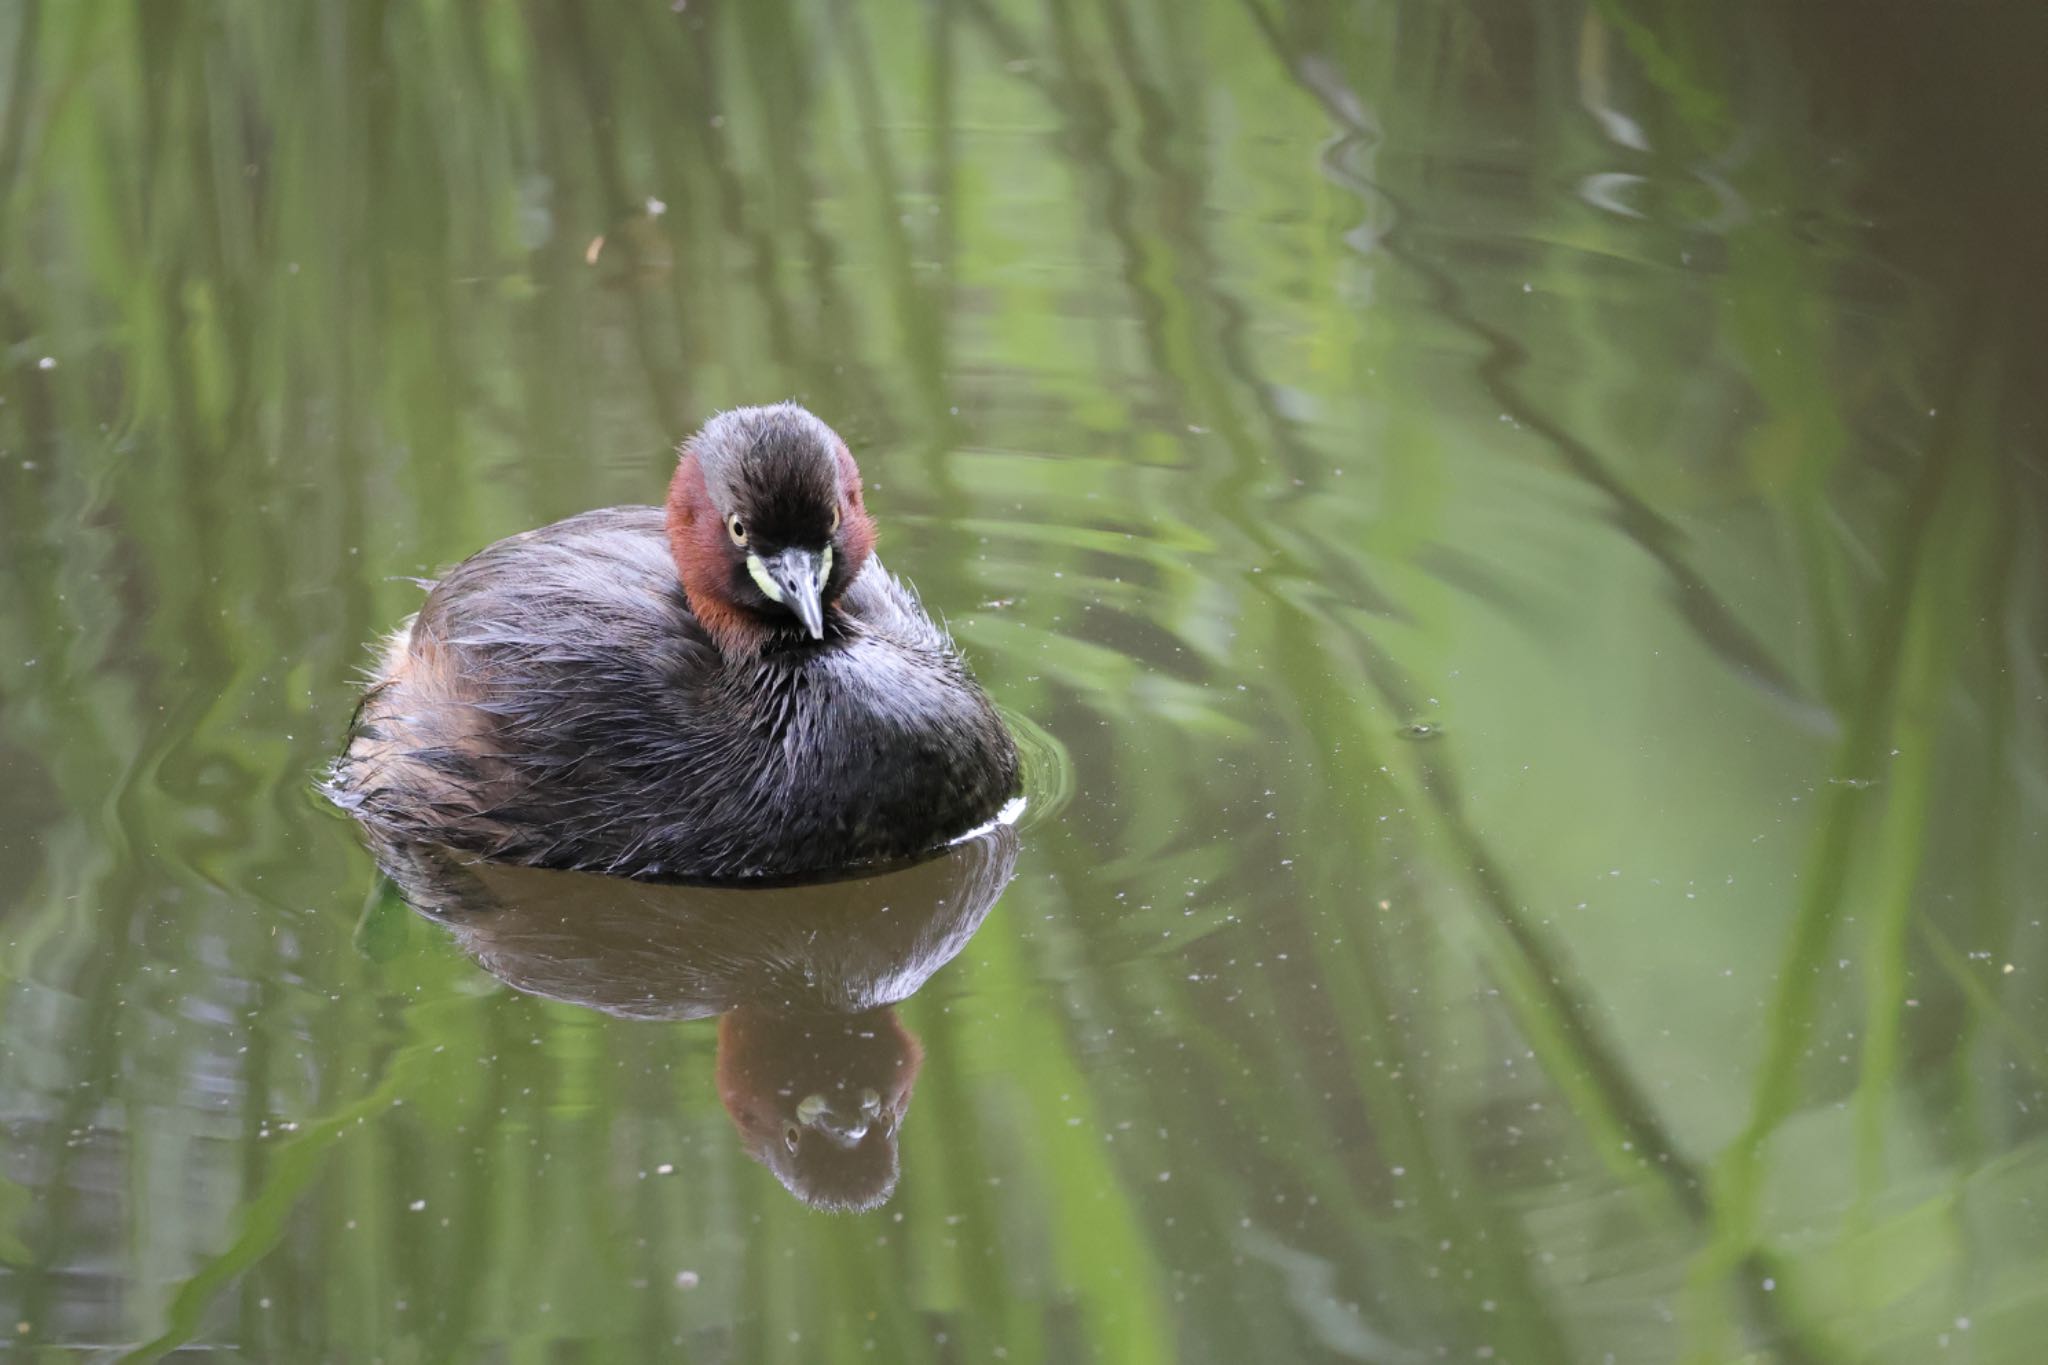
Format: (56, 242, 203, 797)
(362, 821, 1019, 1213)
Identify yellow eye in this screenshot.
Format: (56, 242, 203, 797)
(726, 515, 747, 546)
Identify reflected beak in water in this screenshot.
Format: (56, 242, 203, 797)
(797, 1090, 880, 1146)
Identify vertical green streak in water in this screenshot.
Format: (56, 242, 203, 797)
(916, 910, 1173, 1365)
(420, 999, 518, 1362)
(232, 972, 280, 1355)
(1847, 371, 2000, 1245)
(1724, 231, 1854, 703)
(1107, 908, 1400, 1356)
(840, 1197, 940, 1364)
(315, 997, 389, 1358)
(1690, 344, 1983, 1362)
(899, 1004, 1041, 1364)
(1145, 967, 1382, 1359)
(831, 2, 951, 429)
(1918, 435, 2030, 1199)
(0, 0, 43, 240)
(481, 999, 549, 1354)
(1035, 0, 1309, 529)
(1262, 601, 1578, 1360)
(540, 1, 688, 439)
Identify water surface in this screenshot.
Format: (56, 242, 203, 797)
(3, 2, 2047, 1362)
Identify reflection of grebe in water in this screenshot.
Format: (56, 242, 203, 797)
(369, 825, 1018, 1211)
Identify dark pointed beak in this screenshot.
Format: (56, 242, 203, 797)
(764, 548, 827, 639)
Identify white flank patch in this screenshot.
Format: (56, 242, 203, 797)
(948, 796, 1028, 847)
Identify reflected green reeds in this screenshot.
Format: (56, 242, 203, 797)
(2, 1, 2045, 1361)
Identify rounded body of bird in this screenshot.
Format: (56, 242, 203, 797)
(328, 409, 1020, 880)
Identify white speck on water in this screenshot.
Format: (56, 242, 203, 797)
(675, 1271, 700, 1289)
(409, 1199, 426, 1211)
(656, 1162, 674, 1175)
(1762, 1278, 1776, 1292)
(36, 357, 55, 370)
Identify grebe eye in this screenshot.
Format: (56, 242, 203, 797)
(782, 1122, 801, 1152)
(726, 515, 747, 546)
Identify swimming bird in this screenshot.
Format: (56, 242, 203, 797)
(327, 403, 1019, 880)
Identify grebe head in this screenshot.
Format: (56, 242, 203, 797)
(665, 403, 877, 646)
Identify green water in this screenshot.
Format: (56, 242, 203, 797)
(3, 2, 2046, 1362)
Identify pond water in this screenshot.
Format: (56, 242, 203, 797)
(3, 2, 2047, 1362)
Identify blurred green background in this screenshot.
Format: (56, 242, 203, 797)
(2, 1, 2045, 1361)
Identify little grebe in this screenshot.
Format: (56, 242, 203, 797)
(328, 404, 1019, 880)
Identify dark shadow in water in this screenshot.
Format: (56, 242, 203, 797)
(368, 825, 1019, 1212)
